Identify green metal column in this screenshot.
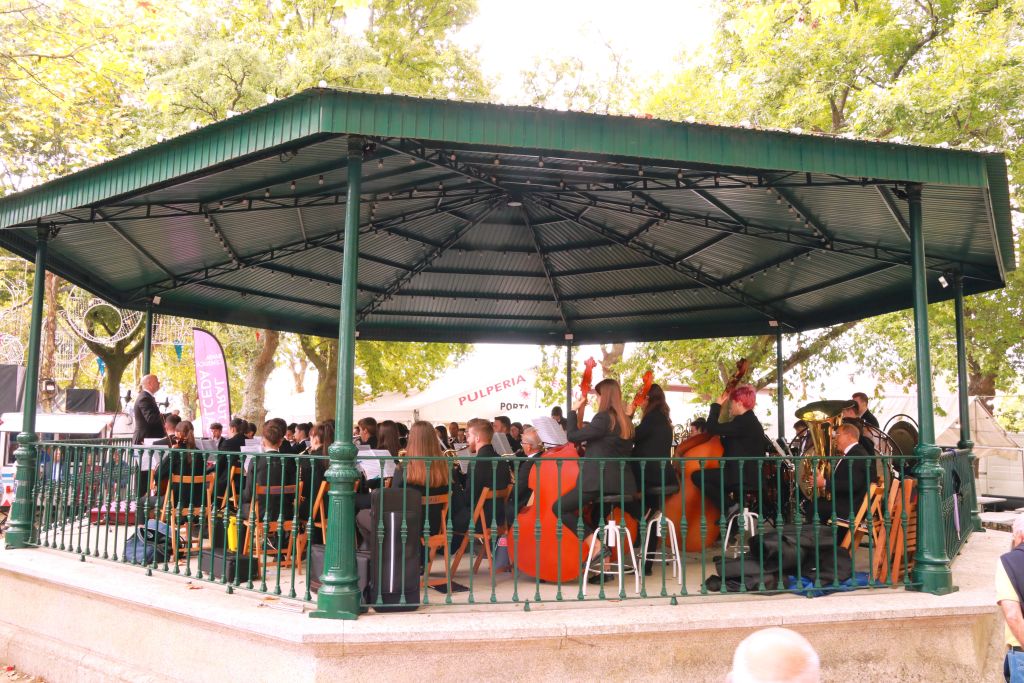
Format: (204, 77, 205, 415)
(141, 303, 154, 376)
(6, 226, 50, 549)
(312, 138, 363, 620)
(776, 332, 785, 442)
(907, 183, 955, 594)
(565, 334, 573, 418)
(953, 272, 982, 532)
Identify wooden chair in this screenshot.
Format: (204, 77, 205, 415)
(837, 483, 883, 551)
(311, 480, 329, 542)
(887, 478, 918, 583)
(421, 493, 452, 588)
(863, 478, 918, 583)
(450, 484, 513, 577)
(216, 465, 243, 511)
(244, 481, 305, 574)
(161, 471, 216, 562)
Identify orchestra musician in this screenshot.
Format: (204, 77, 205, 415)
(813, 422, 870, 522)
(690, 384, 764, 518)
(556, 378, 636, 565)
(852, 392, 879, 428)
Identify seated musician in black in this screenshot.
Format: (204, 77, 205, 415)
(555, 378, 635, 565)
(841, 404, 876, 455)
(240, 421, 297, 524)
(813, 422, 870, 523)
(152, 420, 206, 509)
(507, 427, 544, 523)
(463, 418, 512, 530)
(627, 383, 678, 574)
(627, 383, 677, 494)
(357, 421, 465, 548)
(690, 384, 764, 519)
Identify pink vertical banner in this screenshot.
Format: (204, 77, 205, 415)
(192, 328, 231, 438)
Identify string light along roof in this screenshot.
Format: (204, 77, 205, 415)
(0, 89, 1013, 343)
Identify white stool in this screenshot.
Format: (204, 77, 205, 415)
(643, 512, 682, 584)
(723, 507, 759, 558)
(582, 519, 640, 596)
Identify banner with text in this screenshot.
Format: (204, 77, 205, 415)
(192, 328, 231, 438)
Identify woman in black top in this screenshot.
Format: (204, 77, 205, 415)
(691, 384, 765, 515)
(152, 420, 206, 509)
(628, 383, 678, 494)
(555, 378, 635, 561)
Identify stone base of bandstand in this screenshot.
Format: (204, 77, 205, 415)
(0, 529, 1009, 683)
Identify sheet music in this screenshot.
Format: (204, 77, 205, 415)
(532, 416, 568, 447)
(240, 444, 263, 471)
(196, 438, 217, 452)
(356, 449, 396, 480)
(491, 432, 514, 455)
(133, 443, 168, 471)
(244, 438, 261, 448)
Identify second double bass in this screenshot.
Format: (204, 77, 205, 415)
(663, 358, 750, 551)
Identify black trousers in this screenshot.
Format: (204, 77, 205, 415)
(689, 468, 737, 520)
(553, 488, 602, 540)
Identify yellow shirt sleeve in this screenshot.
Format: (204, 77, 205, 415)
(997, 560, 1020, 604)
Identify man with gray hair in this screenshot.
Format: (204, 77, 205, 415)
(728, 627, 820, 682)
(507, 427, 544, 521)
(996, 516, 1024, 681)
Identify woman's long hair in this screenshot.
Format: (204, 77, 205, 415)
(595, 378, 634, 439)
(644, 383, 671, 424)
(378, 420, 402, 459)
(435, 424, 450, 448)
(403, 420, 448, 489)
(311, 421, 334, 456)
(174, 420, 198, 468)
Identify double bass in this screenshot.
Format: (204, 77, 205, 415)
(507, 358, 593, 582)
(663, 358, 750, 551)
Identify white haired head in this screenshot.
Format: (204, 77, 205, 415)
(729, 627, 820, 683)
(1013, 515, 1024, 539)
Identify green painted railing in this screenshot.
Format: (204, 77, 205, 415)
(937, 446, 978, 560)
(13, 441, 949, 615)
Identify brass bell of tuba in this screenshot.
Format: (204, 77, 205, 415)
(795, 400, 850, 501)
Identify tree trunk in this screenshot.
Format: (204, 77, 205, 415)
(299, 335, 338, 422)
(39, 273, 59, 411)
(315, 351, 337, 422)
(239, 328, 279, 425)
(969, 371, 995, 412)
(291, 355, 308, 394)
(75, 317, 146, 412)
(600, 343, 625, 377)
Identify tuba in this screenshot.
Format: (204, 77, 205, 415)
(795, 400, 849, 501)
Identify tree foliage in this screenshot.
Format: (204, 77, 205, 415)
(637, 0, 1024, 406)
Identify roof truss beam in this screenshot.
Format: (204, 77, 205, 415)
(357, 199, 503, 322)
(530, 196, 794, 328)
(523, 207, 569, 331)
(549, 191, 993, 278)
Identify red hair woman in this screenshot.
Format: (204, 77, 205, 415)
(691, 384, 765, 519)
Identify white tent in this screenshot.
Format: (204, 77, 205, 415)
(355, 365, 545, 425)
(936, 397, 1023, 500)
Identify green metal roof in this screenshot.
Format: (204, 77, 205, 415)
(0, 88, 1014, 343)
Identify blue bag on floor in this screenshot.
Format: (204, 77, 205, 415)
(785, 571, 870, 597)
(123, 519, 180, 565)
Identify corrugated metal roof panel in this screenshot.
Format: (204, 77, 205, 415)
(0, 89, 1009, 344)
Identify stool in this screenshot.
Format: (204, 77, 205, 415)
(582, 519, 640, 596)
(643, 511, 682, 584)
(723, 506, 759, 558)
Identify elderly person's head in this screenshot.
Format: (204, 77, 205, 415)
(728, 627, 820, 683)
(521, 427, 543, 455)
(1013, 516, 1024, 549)
(141, 374, 160, 394)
